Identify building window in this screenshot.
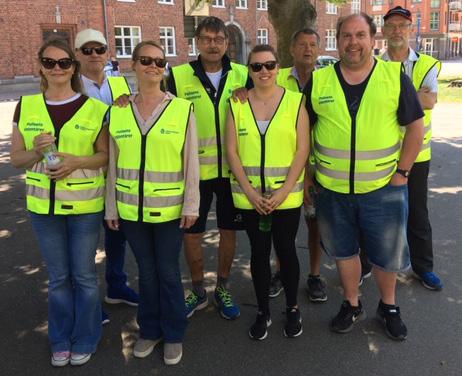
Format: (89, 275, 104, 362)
(115, 26, 141, 57)
(372, 0, 384, 5)
(188, 38, 197, 56)
(430, 0, 440, 7)
(326, 2, 337, 14)
(257, 0, 268, 10)
(117, 0, 136, 2)
(236, 0, 247, 9)
(212, 0, 225, 7)
(158, 0, 173, 4)
(430, 12, 440, 30)
(412, 0, 422, 3)
(257, 28, 269, 45)
(351, 0, 361, 13)
(159, 26, 176, 56)
(326, 29, 336, 51)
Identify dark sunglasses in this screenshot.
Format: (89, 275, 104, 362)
(80, 46, 108, 55)
(249, 61, 277, 72)
(40, 57, 75, 70)
(136, 56, 167, 68)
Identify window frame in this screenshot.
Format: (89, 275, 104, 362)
(326, 2, 338, 15)
(114, 25, 141, 58)
(159, 26, 177, 57)
(325, 29, 337, 51)
(257, 28, 269, 45)
(235, 0, 248, 9)
(257, 0, 268, 10)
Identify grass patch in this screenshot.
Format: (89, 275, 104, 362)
(438, 77, 462, 103)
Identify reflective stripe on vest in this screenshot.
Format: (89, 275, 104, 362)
(312, 60, 402, 194)
(18, 94, 108, 215)
(110, 97, 191, 223)
(229, 89, 304, 209)
(412, 54, 441, 162)
(107, 76, 131, 102)
(172, 62, 248, 180)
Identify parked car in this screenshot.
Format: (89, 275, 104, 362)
(316, 55, 339, 68)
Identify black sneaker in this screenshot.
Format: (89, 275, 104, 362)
(269, 272, 283, 298)
(306, 275, 327, 302)
(358, 269, 372, 287)
(284, 307, 303, 338)
(330, 300, 366, 333)
(248, 312, 272, 340)
(376, 301, 407, 341)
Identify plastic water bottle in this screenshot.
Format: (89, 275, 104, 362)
(43, 143, 61, 169)
(259, 192, 272, 232)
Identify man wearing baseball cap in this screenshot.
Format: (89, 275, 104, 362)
(74, 29, 138, 324)
(361, 7, 443, 291)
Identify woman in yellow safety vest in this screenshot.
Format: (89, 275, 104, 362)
(226, 44, 309, 341)
(105, 40, 199, 366)
(10, 38, 109, 367)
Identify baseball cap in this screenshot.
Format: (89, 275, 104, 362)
(75, 29, 107, 49)
(383, 6, 412, 22)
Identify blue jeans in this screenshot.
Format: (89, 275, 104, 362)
(315, 183, 410, 272)
(30, 212, 102, 353)
(121, 219, 188, 342)
(103, 220, 128, 292)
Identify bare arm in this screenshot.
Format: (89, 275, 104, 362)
(390, 117, 425, 186)
(417, 87, 437, 110)
(105, 133, 120, 228)
(10, 127, 54, 169)
(267, 104, 310, 211)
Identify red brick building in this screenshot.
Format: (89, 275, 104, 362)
(365, 0, 462, 59)
(0, 0, 372, 81)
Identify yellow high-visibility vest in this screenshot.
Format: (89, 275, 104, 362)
(171, 62, 248, 180)
(229, 89, 304, 209)
(18, 94, 108, 214)
(107, 76, 131, 102)
(109, 97, 191, 223)
(277, 67, 301, 92)
(312, 60, 403, 194)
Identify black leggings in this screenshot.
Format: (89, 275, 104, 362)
(242, 207, 301, 315)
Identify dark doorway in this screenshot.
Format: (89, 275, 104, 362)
(226, 24, 243, 63)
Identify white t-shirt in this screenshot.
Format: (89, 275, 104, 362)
(206, 70, 222, 91)
(257, 120, 270, 135)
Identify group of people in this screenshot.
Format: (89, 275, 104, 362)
(10, 6, 442, 368)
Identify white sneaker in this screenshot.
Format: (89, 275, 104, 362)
(70, 352, 92, 366)
(164, 343, 182, 365)
(51, 351, 70, 367)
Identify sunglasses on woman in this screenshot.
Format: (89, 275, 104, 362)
(40, 57, 75, 70)
(136, 56, 167, 68)
(249, 61, 277, 72)
(80, 46, 108, 55)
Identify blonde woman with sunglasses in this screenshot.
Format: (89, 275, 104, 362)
(10, 38, 109, 367)
(105, 40, 199, 365)
(226, 44, 309, 341)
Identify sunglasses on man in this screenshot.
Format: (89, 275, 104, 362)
(80, 46, 108, 55)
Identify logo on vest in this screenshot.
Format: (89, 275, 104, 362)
(185, 90, 201, 100)
(114, 129, 133, 139)
(160, 128, 179, 135)
(318, 96, 334, 105)
(238, 128, 248, 136)
(24, 122, 45, 132)
(74, 124, 94, 131)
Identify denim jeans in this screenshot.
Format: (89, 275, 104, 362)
(316, 183, 410, 272)
(121, 219, 188, 343)
(103, 220, 128, 292)
(30, 212, 103, 353)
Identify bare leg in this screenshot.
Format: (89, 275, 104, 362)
(217, 229, 236, 278)
(184, 233, 204, 282)
(336, 256, 361, 306)
(373, 268, 397, 305)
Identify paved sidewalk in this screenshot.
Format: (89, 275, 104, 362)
(0, 102, 461, 376)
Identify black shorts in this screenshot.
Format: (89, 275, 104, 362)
(185, 178, 243, 234)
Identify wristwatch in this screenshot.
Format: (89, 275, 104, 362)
(396, 168, 410, 178)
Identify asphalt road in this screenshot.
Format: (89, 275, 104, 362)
(0, 100, 461, 376)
